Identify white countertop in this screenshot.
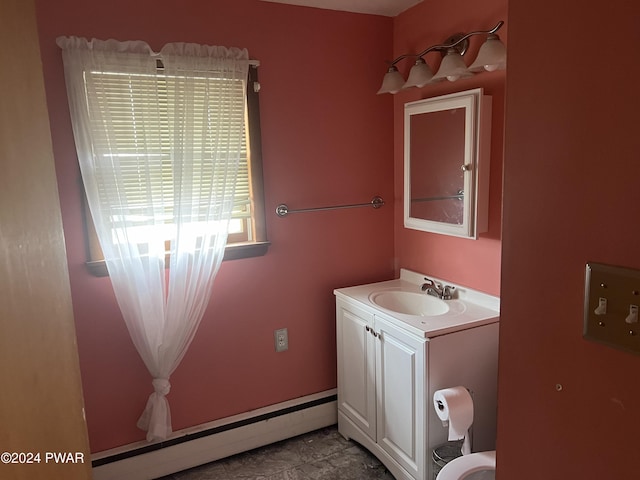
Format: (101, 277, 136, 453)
(334, 269, 500, 338)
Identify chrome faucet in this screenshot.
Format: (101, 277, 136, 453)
(420, 277, 456, 300)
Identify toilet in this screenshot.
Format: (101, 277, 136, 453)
(436, 450, 496, 480)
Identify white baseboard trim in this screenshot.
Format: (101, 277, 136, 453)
(92, 389, 337, 480)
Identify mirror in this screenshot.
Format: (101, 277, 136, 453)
(404, 88, 491, 238)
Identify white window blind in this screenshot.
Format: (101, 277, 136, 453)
(84, 63, 252, 242)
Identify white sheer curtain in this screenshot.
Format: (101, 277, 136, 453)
(57, 37, 250, 441)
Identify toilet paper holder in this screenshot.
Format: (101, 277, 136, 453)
(435, 387, 474, 413)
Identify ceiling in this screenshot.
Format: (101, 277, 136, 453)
(260, 0, 422, 17)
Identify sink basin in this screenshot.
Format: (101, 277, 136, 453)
(369, 290, 450, 316)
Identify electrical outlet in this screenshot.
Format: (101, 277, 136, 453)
(274, 328, 288, 352)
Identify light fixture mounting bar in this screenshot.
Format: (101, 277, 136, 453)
(389, 20, 505, 66)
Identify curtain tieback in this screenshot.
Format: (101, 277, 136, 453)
(152, 378, 171, 396)
(137, 377, 172, 441)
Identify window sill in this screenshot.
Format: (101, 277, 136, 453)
(85, 241, 271, 277)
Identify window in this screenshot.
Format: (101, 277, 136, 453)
(84, 64, 269, 276)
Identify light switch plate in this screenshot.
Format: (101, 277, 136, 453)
(584, 262, 640, 355)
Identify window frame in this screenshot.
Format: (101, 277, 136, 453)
(83, 64, 269, 277)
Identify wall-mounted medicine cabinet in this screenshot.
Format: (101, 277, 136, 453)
(404, 88, 491, 239)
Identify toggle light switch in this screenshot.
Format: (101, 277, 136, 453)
(594, 297, 607, 315)
(625, 305, 639, 324)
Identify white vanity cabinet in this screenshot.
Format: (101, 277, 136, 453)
(335, 277, 499, 480)
(337, 299, 426, 479)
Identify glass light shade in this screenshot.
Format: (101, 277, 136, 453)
(377, 66, 405, 95)
(431, 49, 474, 82)
(468, 35, 507, 72)
(402, 59, 434, 89)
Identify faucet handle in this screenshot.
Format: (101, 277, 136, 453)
(421, 277, 435, 291)
(443, 285, 456, 299)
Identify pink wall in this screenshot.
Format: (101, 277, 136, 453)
(35, 0, 395, 452)
(393, 0, 507, 296)
(498, 0, 640, 477)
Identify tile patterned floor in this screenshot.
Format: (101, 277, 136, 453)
(156, 426, 395, 480)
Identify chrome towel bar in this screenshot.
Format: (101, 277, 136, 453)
(411, 194, 463, 202)
(275, 196, 384, 217)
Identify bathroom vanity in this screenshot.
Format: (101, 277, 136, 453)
(334, 269, 499, 480)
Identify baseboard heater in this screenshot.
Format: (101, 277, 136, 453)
(92, 390, 338, 480)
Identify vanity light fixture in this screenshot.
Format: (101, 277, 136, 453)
(377, 20, 506, 94)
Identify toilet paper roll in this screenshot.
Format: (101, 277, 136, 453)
(433, 387, 474, 441)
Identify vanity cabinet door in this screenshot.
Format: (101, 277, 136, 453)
(336, 300, 377, 441)
(375, 315, 427, 480)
